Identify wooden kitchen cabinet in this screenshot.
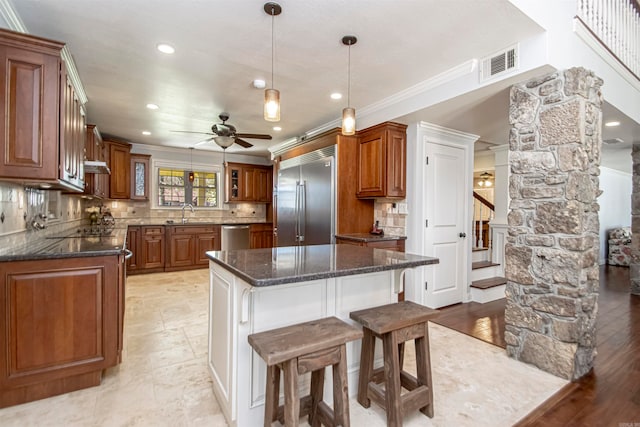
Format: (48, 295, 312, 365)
(106, 139, 131, 199)
(225, 162, 273, 203)
(166, 225, 221, 271)
(254, 167, 273, 202)
(141, 226, 165, 270)
(84, 124, 109, 198)
(59, 62, 86, 191)
(356, 122, 407, 199)
(250, 223, 274, 248)
(130, 154, 151, 200)
(126, 226, 141, 272)
(126, 225, 165, 275)
(0, 29, 85, 192)
(0, 255, 122, 408)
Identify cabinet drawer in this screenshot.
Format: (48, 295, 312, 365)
(171, 225, 219, 235)
(142, 226, 164, 235)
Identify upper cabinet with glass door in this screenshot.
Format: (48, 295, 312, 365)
(130, 154, 151, 200)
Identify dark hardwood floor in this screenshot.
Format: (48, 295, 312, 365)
(433, 265, 640, 426)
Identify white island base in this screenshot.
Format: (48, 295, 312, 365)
(208, 263, 409, 426)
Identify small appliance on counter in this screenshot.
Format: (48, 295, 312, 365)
(370, 220, 384, 236)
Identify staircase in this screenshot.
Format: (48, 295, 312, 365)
(470, 191, 506, 303)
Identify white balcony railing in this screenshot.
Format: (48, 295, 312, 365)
(577, 0, 640, 79)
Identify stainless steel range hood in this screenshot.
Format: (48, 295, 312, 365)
(84, 160, 111, 174)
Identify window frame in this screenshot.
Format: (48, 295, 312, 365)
(151, 159, 224, 210)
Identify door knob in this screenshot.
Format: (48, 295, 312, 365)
(459, 232, 466, 238)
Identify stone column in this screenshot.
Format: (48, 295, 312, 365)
(505, 68, 603, 380)
(632, 144, 640, 295)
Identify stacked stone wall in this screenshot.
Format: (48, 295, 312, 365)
(505, 68, 603, 380)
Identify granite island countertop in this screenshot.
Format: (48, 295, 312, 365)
(0, 228, 128, 261)
(207, 244, 438, 287)
(335, 233, 407, 243)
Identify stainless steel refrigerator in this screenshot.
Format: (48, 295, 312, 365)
(276, 146, 335, 246)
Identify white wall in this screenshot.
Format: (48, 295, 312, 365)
(599, 166, 632, 264)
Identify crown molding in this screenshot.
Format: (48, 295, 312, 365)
(61, 48, 88, 104)
(418, 121, 480, 145)
(267, 136, 305, 158)
(0, 0, 88, 105)
(0, 0, 27, 32)
(357, 59, 477, 119)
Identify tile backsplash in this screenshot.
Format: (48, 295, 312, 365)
(0, 182, 84, 249)
(374, 200, 407, 237)
(84, 199, 268, 225)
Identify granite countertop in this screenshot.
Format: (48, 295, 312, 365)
(207, 244, 438, 287)
(0, 228, 127, 261)
(335, 233, 407, 243)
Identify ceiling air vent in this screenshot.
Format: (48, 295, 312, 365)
(480, 44, 518, 82)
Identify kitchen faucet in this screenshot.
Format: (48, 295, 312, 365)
(181, 203, 194, 223)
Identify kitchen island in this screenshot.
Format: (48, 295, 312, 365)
(206, 244, 438, 426)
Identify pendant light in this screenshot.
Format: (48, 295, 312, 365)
(188, 147, 195, 183)
(341, 35, 357, 136)
(264, 2, 282, 122)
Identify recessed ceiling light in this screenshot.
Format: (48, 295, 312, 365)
(146, 103, 159, 110)
(330, 93, 343, 100)
(273, 126, 282, 131)
(605, 120, 621, 127)
(142, 131, 151, 136)
(252, 79, 266, 89)
(157, 43, 175, 54)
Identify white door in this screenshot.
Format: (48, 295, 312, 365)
(424, 142, 467, 307)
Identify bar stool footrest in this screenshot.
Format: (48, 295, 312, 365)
(401, 386, 432, 415)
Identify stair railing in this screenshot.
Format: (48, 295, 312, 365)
(576, 0, 640, 80)
(473, 191, 495, 251)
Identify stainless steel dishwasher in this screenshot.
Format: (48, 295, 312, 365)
(221, 225, 251, 251)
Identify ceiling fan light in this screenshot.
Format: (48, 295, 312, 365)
(264, 88, 280, 122)
(342, 107, 356, 136)
(214, 136, 235, 148)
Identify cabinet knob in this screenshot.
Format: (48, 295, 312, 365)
(459, 232, 466, 238)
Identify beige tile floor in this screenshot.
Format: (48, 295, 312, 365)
(0, 269, 567, 427)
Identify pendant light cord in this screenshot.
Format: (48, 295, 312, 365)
(271, 7, 275, 89)
(347, 41, 351, 108)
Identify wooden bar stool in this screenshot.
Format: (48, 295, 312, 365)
(248, 316, 363, 427)
(350, 301, 439, 427)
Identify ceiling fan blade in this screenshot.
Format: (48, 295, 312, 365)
(235, 133, 272, 140)
(194, 137, 215, 146)
(234, 138, 253, 148)
(171, 130, 215, 135)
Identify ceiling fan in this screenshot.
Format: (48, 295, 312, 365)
(172, 112, 272, 149)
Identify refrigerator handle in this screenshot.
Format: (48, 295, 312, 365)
(298, 181, 306, 242)
(294, 181, 300, 242)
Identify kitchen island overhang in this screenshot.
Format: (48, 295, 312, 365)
(206, 244, 438, 427)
